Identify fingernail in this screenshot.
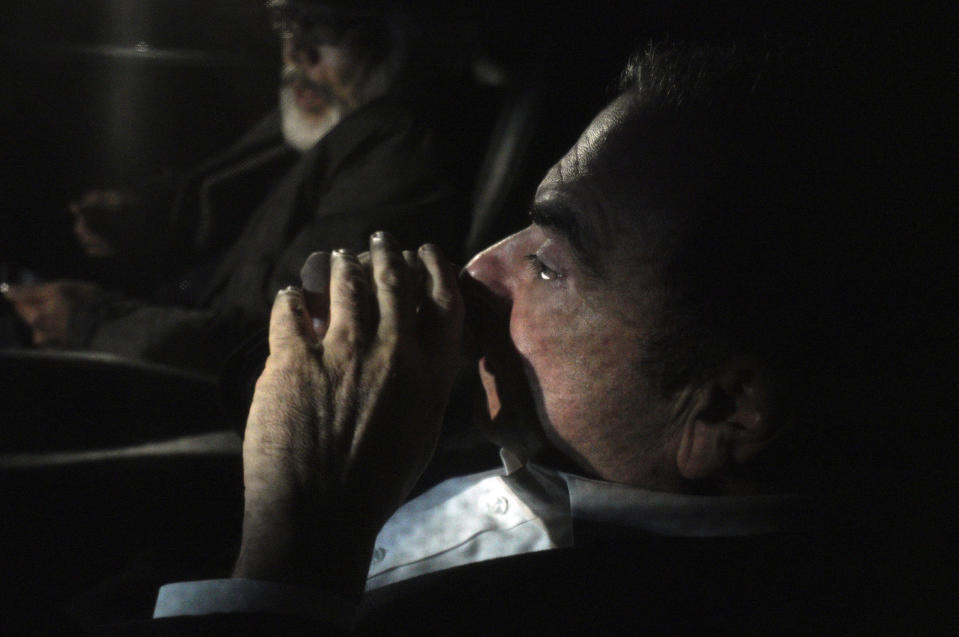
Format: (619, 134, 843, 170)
(278, 285, 300, 295)
(371, 231, 386, 242)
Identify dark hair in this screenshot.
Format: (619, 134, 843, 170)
(614, 41, 869, 390)
(612, 39, 888, 486)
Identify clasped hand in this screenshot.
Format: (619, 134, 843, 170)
(234, 233, 463, 596)
(3, 280, 102, 347)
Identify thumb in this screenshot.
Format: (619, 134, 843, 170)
(2, 284, 42, 307)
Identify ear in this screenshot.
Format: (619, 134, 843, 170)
(675, 357, 784, 482)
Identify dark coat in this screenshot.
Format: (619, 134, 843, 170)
(93, 519, 891, 636)
(67, 97, 463, 373)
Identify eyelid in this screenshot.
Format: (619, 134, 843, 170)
(524, 254, 563, 281)
(530, 211, 602, 280)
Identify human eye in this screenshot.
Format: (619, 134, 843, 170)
(524, 254, 563, 281)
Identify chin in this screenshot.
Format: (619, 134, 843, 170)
(279, 85, 346, 151)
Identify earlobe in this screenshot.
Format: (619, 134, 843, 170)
(675, 359, 781, 483)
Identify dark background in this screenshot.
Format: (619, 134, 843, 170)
(1, 0, 278, 277)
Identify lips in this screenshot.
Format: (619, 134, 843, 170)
(459, 279, 512, 422)
(458, 269, 537, 435)
(292, 83, 327, 110)
(282, 65, 331, 112)
(478, 355, 504, 420)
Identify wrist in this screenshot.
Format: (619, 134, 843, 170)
(233, 496, 377, 600)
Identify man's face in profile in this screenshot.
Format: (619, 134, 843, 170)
(465, 96, 686, 488)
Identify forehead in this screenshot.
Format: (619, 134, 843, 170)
(534, 96, 631, 207)
(532, 96, 670, 276)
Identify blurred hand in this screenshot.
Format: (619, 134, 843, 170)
(3, 281, 102, 347)
(69, 189, 140, 257)
(233, 233, 463, 595)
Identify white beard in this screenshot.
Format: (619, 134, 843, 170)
(279, 84, 347, 152)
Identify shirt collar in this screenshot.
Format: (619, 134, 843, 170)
(501, 453, 811, 538)
(499, 448, 526, 474)
(559, 470, 812, 537)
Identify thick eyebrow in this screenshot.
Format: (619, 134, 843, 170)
(529, 203, 603, 276)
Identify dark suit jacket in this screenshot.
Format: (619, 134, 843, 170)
(94, 516, 892, 636)
(66, 97, 463, 373)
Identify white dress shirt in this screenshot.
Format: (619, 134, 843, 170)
(154, 451, 808, 628)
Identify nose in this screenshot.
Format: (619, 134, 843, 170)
(282, 34, 320, 67)
(460, 233, 521, 363)
(460, 232, 524, 347)
(462, 233, 518, 304)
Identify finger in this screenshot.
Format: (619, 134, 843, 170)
(370, 231, 413, 342)
(300, 251, 331, 339)
(356, 251, 374, 290)
(402, 249, 425, 303)
(357, 250, 371, 270)
(325, 249, 371, 351)
(73, 217, 114, 257)
(7, 291, 45, 334)
(14, 301, 41, 327)
(268, 287, 315, 356)
(32, 326, 52, 347)
(3, 285, 41, 318)
(102, 190, 122, 207)
(403, 250, 426, 308)
(402, 250, 417, 269)
(80, 190, 103, 208)
(31, 314, 66, 348)
(2, 284, 32, 301)
(418, 244, 464, 357)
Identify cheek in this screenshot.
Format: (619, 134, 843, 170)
(508, 289, 572, 373)
(318, 46, 358, 87)
(509, 294, 628, 431)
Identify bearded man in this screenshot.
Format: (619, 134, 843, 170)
(4, 0, 464, 373)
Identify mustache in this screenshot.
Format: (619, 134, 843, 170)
(281, 67, 336, 102)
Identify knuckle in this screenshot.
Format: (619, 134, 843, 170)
(432, 288, 459, 310)
(327, 326, 363, 357)
(332, 288, 365, 317)
(370, 344, 402, 378)
(377, 330, 400, 349)
(377, 265, 404, 292)
(339, 333, 362, 357)
(263, 347, 308, 372)
(335, 268, 367, 297)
